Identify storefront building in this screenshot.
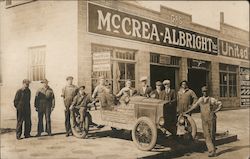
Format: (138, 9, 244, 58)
(0, 0, 249, 113)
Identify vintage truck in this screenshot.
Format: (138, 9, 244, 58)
(70, 96, 197, 151)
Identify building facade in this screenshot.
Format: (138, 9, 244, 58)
(0, 0, 249, 115)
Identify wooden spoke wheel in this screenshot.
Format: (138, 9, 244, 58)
(70, 109, 90, 139)
(132, 117, 157, 151)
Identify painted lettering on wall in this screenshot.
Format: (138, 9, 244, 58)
(88, 3, 218, 55)
(220, 40, 249, 60)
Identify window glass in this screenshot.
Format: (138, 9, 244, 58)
(92, 45, 136, 94)
(29, 46, 46, 81)
(219, 63, 238, 97)
(127, 64, 135, 80)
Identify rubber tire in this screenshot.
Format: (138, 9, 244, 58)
(132, 117, 157, 151)
(183, 114, 197, 139)
(70, 110, 89, 139)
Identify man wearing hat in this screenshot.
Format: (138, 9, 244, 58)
(159, 80, 177, 136)
(137, 76, 152, 97)
(69, 86, 92, 130)
(61, 76, 78, 137)
(13, 79, 32, 140)
(35, 79, 55, 136)
(159, 80, 176, 103)
(185, 86, 222, 157)
(150, 81, 163, 99)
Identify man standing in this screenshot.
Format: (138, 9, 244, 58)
(185, 86, 222, 157)
(177, 80, 198, 114)
(150, 81, 162, 99)
(61, 76, 78, 137)
(159, 80, 177, 136)
(35, 79, 55, 136)
(13, 79, 32, 140)
(137, 76, 152, 97)
(159, 80, 176, 103)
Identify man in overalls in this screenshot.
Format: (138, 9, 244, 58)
(185, 86, 222, 157)
(35, 79, 55, 136)
(61, 76, 78, 137)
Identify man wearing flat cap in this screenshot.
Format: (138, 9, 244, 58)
(61, 76, 78, 137)
(185, 86, 222, 157)
(35, 79, 55, 136)
(150, 81, 162, 99)
(13, 79, 32, 140)
(159, 80, 177, 135)
(137, 76, 152, 97)
(159, 80, 176, 103)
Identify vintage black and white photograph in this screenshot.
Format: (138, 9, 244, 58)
(0, 0, 249, 159)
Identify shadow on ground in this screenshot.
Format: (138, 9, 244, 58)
(0, 128, 16, 134)
(86, 128, 207, 158)
(216, 145, 250, 156)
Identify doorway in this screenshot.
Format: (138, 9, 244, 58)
(150, 65, 178, 89)
(188, 69, 208, 97)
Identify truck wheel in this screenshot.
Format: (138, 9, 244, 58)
(183, 114, 197, 139)
(70, 110, 89, 139)
(132, 117, 157, 151)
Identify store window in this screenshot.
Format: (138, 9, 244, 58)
(28, 46, 46, 81)
(219, 64, 238, 97)
(92, 45, 136, 94)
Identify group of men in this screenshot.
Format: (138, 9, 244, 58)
(96, 76, 221, 157)
(13, 75, 221, 157)
(14, 79, 55, 139)
(13, 76, 92, 139)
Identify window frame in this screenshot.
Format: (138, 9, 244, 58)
(219, 63, 238, 98)
(91, 44, 136, 94)
(28, 45, 46, 82)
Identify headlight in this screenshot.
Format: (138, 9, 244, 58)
(158, 117, 165, 126)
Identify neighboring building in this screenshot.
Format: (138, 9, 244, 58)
(0, 1, 249, 113)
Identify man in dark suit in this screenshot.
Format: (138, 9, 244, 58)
(159, 79, 177, 136)
(13, 79, 32, 140)
(137, 76, 152, 97)
(159, 80, 176, 103)
(150, 81, 163, 99)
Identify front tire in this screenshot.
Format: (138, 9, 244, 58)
(132, 117, 157, 151)
(70, 110, 90, 139)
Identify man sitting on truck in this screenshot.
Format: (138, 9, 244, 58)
(116, 80, 136, 104)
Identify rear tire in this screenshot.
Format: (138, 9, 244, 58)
(132, 117, 157, 151)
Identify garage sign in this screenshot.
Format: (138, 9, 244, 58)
(88, 3, 218, 55)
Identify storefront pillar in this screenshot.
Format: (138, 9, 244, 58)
(179, 57, 188, 83)
(210, 61, 220, 98)
(136, 51, 150, 88)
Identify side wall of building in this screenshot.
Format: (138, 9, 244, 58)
(0, 1, 78, 118)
